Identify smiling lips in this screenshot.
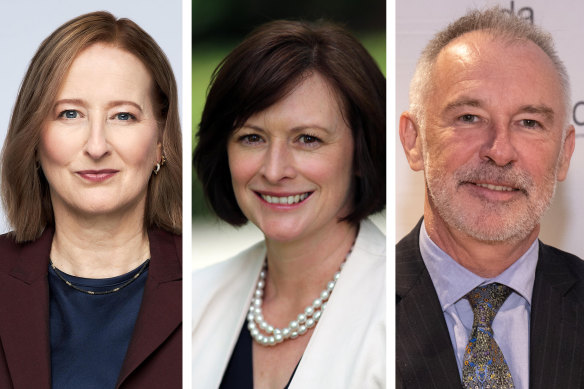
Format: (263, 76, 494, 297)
(474, 182, 517, 192)
(76, 169, 119, 183)
(259, 192, 311, 205)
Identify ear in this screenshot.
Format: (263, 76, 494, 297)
(556, 124, 575, 181)
(399, 111, 424, 171)
(156, 141, 163, 163)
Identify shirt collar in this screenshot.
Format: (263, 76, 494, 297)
(419, 220, 538, 311)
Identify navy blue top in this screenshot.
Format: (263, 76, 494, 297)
(48, 261, 148, 389)
(219, 323, 298, 389)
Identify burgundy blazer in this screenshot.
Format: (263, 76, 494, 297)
(0, 227, 182, 388)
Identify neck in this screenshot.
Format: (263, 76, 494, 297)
(263, 220, 357, 309)
(423, 208, 538, 278)
(49, 200, 150, 278)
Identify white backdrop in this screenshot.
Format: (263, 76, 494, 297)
(0, 0, 182, 233)
(396, 0, 584, 258)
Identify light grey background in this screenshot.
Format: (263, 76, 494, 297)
(0, 0, 182, 233)
(397, 0, 584, 257)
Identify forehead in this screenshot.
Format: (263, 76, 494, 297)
(247, 72, 346, 126)
(58, 43, 153, 99)
(429, 30, 564, 117)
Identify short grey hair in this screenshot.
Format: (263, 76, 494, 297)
(409, 7, 570, 129)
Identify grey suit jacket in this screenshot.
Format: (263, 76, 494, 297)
(396, 219, 584, 389)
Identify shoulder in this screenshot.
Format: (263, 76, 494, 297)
(192, 241, 265, 316)
(342, 218, 386, 290)
(0, 229, 53, 274)
(0, 232, 19, 250)
(396, 218, 423, 257)
(193, 240, 265, 284)
(148, 227, 181, 246)
(148, 228, 182, 265)
(396, 220, 425, 298)
(538, 240, 584, 277)
(355, 218, 386, 259)
(0, 233, 19, 272)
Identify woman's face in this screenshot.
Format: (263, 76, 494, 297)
(228, 73, 354, 243)
(39, 43, 161, 219)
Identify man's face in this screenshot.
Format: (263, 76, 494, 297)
(419, 31, 574, 242)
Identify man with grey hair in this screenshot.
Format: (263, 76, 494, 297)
(397, 8, 583, 389)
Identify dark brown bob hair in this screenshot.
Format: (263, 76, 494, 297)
(1, 11, 182, 242)
(194, 20, 385, 226)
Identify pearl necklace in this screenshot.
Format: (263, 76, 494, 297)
(247, 249, 351, 346)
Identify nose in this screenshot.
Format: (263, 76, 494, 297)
(479, 122, 518, 167)
(260, 140, 296, 183)
(84, 117, 110, 159)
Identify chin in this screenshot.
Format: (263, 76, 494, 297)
(256, 221, 306, 243)
(262, 227, 304, 242)
(79, 204, 120, 215)
(72, 198, 135, 216)
(264, 233, 301, 243)
(443, 204, 536, 243)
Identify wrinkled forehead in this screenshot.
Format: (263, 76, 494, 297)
(428, 30, 566, 119)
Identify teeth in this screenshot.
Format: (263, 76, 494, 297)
(476, 183, 515, 192)
(261, 193, 309, 204)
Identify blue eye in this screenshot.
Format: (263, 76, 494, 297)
(115, 112, 135, 121)
(59, 110, 79, 119)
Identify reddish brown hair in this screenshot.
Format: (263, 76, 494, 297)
(1, 11, 182, 242)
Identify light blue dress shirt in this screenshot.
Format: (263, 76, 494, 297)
(419, 221, 538, 389)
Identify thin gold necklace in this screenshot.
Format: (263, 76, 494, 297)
(49, 258, 150, 295)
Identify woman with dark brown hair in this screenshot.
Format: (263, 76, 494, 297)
(0, 11, 182, 388)
(192, 20, 385, 388)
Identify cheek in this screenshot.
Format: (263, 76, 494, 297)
(328, 139, 355, 193)
(519, 144, 560, 179)
(114, 131, 159, 169)
(426, 135, 475, 172)
(228, 149, 258, 193)
(305, 149, 353, 193)
(39, 127, 81, 169)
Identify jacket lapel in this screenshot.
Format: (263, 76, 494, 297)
(116, 229, 182, 387)
(396, 220, 462, 389)
(529, 242, 584, 389)
(191, 242, 265, 389)
(0, 229, 53, 387)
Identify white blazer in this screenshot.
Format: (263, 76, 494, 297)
(192, 219, 386, 388)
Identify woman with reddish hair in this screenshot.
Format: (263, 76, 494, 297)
(0, 11, 182, 388)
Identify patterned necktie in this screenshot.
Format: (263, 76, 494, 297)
(462, 283, 515, 389)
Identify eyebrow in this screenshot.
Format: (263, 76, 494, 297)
(443, 98, 556, 122)
(238, 123, 332, 134)
(54, 99, 144, 113)
(443, 98, 482, 113)
(516, 104, 555, 122)
(232, 124, 266, 137)
(239, 124, 263, 132)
